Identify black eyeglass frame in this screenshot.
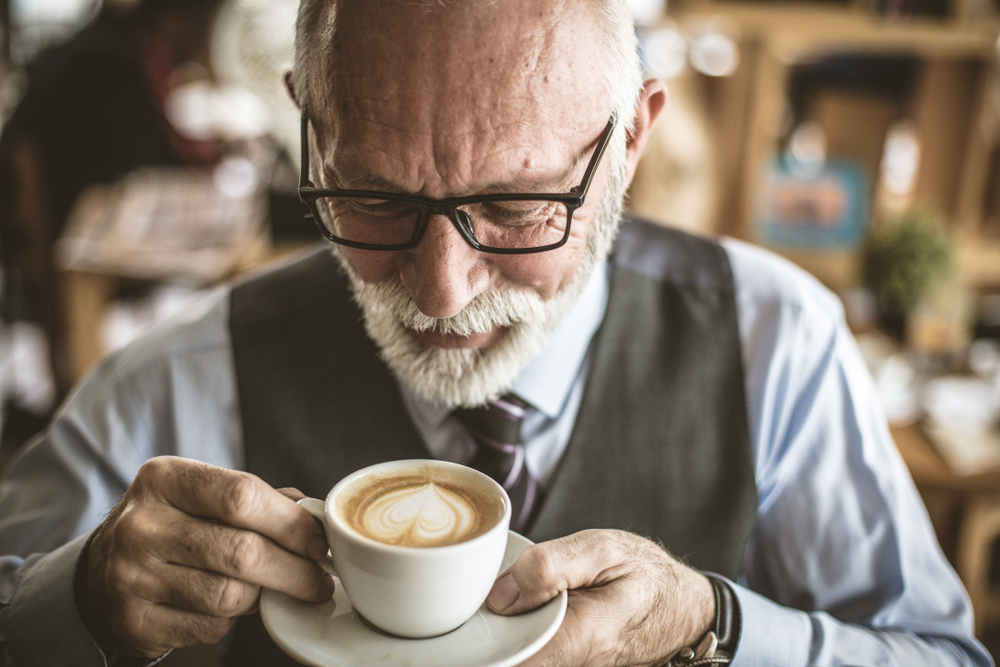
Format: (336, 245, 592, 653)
(298, 104, 617, 254)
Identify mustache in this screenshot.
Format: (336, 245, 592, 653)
(352, 278, 546, 337)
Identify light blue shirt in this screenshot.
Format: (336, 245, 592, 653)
(0, 238, 992, 666)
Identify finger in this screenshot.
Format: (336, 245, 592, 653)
(140, 457, 328, 561)
(278, 487, 307, 502)
(488, 529, 637, 615)
(102, 547, 262, 618)
(148, 561, 262, 618)
(277, 487, 327, 544)
(112, 598, 236, 659)
(156, 513, 335, 602)
(513, 606, 590, 667)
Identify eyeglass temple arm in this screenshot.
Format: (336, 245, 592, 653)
(299, 104, 314, 190)
(571, 115, 616, 197)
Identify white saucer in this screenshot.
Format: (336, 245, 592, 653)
(261, 531, 567, 667)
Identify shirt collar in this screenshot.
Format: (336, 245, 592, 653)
(510, 260, 608, 417)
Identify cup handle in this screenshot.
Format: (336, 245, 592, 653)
(297, 497, 338, 577)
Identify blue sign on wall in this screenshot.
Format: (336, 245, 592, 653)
(755, 158, 869, 250)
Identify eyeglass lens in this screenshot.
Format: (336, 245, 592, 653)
(312, 196, 571, 250)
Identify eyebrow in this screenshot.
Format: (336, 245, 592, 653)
(319, 146, 591, 197)
(321, 167, 412, 194)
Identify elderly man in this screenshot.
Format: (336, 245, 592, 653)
(0, 0, 991, 665)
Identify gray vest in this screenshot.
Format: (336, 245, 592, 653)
(224, 218, 756, 665)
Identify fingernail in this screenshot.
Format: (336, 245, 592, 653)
(487, 572, 519, 613)
(308, 535, 329, 561)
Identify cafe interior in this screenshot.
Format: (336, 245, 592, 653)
(0, 0, 999, 661)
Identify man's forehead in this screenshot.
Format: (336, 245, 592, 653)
(309, 0, 606, 129)
(305, 0, 611, 196)
(314, 115, 597, 199)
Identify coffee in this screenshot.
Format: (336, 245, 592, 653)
(306, 460, 512, 637)
(335, 466, 505, 548)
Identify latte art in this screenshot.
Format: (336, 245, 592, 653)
(337, 469, 505, 548)
(361, 482, 478, 546)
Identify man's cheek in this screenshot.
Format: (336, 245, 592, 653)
(499, 248, 583, 298)
(339, 248, 399, 283)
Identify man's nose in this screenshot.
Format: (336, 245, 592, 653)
(400, 214, 489, 319)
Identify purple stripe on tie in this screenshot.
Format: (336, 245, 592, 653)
(454, 393, 541, 534)
(504, 444, 525, 489)
(477, 437, 519, 454)
(491, 395, 528, 420)
(513, 475, 537, 532)
(474, 437, 522, 489)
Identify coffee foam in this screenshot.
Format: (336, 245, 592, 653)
(337, 469, 503, 548)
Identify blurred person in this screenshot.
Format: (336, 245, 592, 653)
(0, 0, 227, 399)
(0, 1, 994, 666)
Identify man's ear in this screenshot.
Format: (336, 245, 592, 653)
(284, 71, 301, 108)
(623, 79, 668, 187)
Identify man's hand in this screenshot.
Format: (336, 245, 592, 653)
(486, 529, 715, 667)
(80, 456, 334, 658)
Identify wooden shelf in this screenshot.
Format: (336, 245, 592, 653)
(653, 0, 1000, 290)
(958, 234, 1000, 287)
(676, 3, 999, 58)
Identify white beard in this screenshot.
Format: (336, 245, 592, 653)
(342, 269, 577, 407)
(334, 139, 626, 408)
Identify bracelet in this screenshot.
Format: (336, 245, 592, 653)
(670, 631, 729, 666)
(669, 575, 741, 666)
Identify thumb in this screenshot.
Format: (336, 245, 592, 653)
(487, 529, 635, 615)
(277, 487, 307, 502)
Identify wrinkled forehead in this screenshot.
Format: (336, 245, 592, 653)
(306, 0, 609, 148)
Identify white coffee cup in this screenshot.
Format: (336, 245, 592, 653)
(298, 459, 512, 638)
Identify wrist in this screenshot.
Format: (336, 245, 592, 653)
(670, 574, 741, 666)
(690, 572, 716, 646)
(73, 530, 119, 655)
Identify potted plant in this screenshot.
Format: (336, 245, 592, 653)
(861, 209, 954, 341)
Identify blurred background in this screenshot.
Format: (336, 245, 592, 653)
(0, 0, 999, 659)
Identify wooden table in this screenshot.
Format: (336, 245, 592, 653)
(892, 423, 1000, 634)
(59, 239, 313, 386)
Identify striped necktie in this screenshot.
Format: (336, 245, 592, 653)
(454, 394, 541, 533)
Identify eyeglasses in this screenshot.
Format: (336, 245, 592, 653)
(298, 105, 616, 254)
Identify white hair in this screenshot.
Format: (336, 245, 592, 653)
(291, 0, 643, 130)
(588, 0, 644, 135)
